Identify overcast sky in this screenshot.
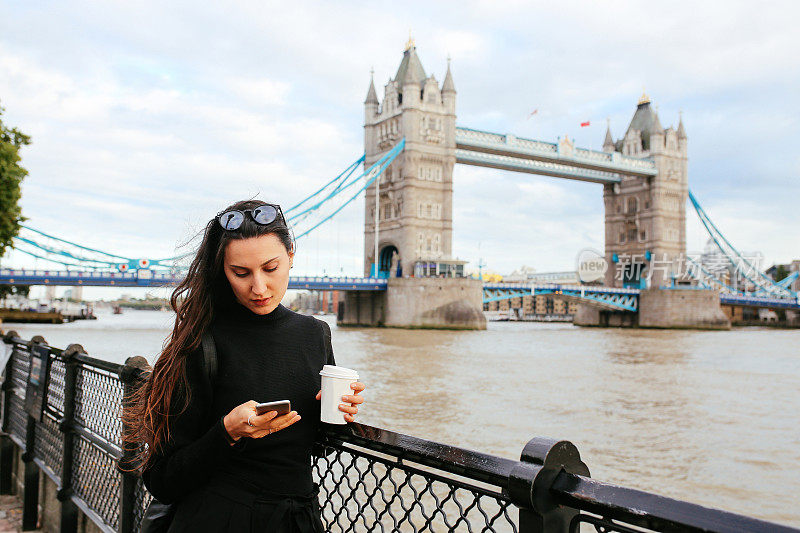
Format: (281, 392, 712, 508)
(1, 1, 798, 300)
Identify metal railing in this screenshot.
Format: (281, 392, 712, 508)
(0, 331, 797, 532)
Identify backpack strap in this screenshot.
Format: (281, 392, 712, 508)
(200, 331, 218, 388)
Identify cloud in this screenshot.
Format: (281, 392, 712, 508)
(431, 30, 489, 62)
(1, 0, 798, 291)
(221, 77, 291, 108)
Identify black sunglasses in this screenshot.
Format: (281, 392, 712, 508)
(217, 203, 285, 231)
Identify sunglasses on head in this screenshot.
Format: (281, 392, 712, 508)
(216, 203, 285, 231)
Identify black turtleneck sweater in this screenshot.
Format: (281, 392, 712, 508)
(142, 301, 335, 504)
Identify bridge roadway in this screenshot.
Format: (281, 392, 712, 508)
(455, 126, 657, 183)
(2, 268, 798, 311)
(483, 282, 640, 311)
(0, 268, 387, 291)
(483, 282, 800, 311)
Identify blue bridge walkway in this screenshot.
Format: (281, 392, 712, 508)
(0, 269, 387, 291)
(2, 269, 797, 311)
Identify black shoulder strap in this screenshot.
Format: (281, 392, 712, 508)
(200, 331, 218, 388)
(320, 320, 334, 365)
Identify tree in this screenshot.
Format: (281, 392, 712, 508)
(775, 264, 789, 282)
(0, 101, 30, 259)
(0, 284, 30, 304)
(14, 284, 30, 297)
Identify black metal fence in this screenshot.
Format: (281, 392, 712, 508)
(0, 330, 797, 533)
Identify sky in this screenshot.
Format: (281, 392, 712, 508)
(1, 1, 798, 300)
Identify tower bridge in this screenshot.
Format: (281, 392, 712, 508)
(361, 41, 687, 293)
(3, 41, 797, 329)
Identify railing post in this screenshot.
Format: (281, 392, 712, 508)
(0, 330, 19, 495)
(57, 344, 85, 533)
(21, 335, 47, 531)
(0, 435, 13, 495)
(118, 356, 149, 533)
(508, 437, 590, 533)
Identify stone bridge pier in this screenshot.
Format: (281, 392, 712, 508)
(574, 288, 731, 329)
(338, 277, 486, 330)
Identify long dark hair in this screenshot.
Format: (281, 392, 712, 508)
(123, 199, 294, 469)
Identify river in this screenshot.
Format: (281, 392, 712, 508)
(5, 309, 799, 527)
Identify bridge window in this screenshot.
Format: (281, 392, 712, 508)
(419, 165, 442, 182)
(640, 230, 647, 241)
(417, 202, 442, 219)
(627, 228, 637, 242)
(619, 232, 626, 244)
(626, 197, 638, 214)
(668, 227, 679, 241)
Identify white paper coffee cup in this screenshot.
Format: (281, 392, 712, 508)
(319, 365, 359, 424)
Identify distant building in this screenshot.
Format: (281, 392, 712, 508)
(485, 267, 580, 318)
(504, 266, 579, 285)
(484, 294, 578, 319)
(287, 290, 342, 315)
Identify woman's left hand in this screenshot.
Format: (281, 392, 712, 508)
(315, 382, 366, 423)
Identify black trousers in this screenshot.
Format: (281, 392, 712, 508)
(166, 474, 324, 533)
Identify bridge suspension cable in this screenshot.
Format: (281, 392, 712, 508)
(776, 271, 799, 290)
(285, 155, 365, 216)
(14, 237, 118, 268)
(684, 256, 743, 294)
(687, 190, 794, 298)
(12, 226, 182, 272)
(18, 225, 130, 261)
(7, 143, 403, 273)
(291, 139, 405, 240)
(12, 246, 112, 270)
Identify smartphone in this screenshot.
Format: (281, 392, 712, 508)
(255, 400, 292, 416)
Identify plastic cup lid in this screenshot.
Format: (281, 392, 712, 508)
(319, 364, 359, 380)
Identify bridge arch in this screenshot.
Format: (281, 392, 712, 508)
(378, 244, 400, 278)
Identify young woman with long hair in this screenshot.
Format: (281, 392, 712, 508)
(126, 199, 365, 532)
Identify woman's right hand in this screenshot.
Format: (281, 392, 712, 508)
(223, 400, 301, 441)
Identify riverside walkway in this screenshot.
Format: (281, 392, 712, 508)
(0, 494, 38, 532)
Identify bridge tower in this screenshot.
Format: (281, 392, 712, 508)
(362, 39, 457, 277)
(602, 93, 688, 288)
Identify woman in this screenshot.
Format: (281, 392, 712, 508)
(128, 199, 365, 532)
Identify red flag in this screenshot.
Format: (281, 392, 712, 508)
(580, 120, 591, 127)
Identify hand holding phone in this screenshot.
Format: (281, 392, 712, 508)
(255, 400, 291, 416)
